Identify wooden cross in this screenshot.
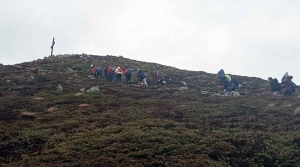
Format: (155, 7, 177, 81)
(50, 37, 55, 56)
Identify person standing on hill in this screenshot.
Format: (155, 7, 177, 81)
(137, 69, 148, 86)
(282, 75, 294, 95)
(104, 65, 114, 82)
(281, 72, 289, 83)
(156, 70, 166, 85)
(97, 67, 103, 78)
(115, 67, 123, 83)
(91, 65, 100, 79)
(110, 67, 116, 82)
(268, 77, 281, 95)
(124, 68, 133, 84)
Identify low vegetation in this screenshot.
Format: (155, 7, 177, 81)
(0, 54, 300, 166)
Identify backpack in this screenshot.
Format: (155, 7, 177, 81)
(139, 71, 146, 79)
(292, 82, 297, 89)
(272, 78, 281, 90)
(127, 69, 132, 75)
(97, 68, 102, 74)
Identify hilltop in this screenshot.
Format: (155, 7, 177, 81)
(1, 54, 300, 166)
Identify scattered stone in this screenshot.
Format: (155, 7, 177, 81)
(201, 91, 209, 95)
(48, 107, 58, 112)
(268, 103, 276, 107)
(217, 85, 223, 89)
(178, 86, 188, 91)
(57, 84, 63, 92)
(75, 93, 84, 96)
(211, 93, 221, 97)
(260, 88, 266, 91)
(284, 104, 293, 107)
(242, 82, 247, 86)
(34, 97, 44, 100)
(86, 86, 100, 92)
(20, 112, 35, 119)
(14, 65, 23, 69)
(6, 80, 10, 83)
(232, 92, 240, 97)
(294, 107, 300, 116)
(80, 88, 85, 92)
(273, 91, 280, 96)
(181, 81, 187, 86)
(79, 104, 91, 108)
(67, 68, 76, 72)
(30, 75, 34, 79)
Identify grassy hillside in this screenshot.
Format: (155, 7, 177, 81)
(1, 54, 300, 167)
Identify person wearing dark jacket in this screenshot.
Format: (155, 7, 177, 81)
(97, 67, 103, 78)
(268, 77, 281, 95)
(124, 68, 132, 84)
(137, 69, 148, 86)
(218, 69, 232, 93)
(282, 76, 294, 95)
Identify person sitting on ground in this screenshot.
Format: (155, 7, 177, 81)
(124, 68, 133, 84)
(268, 77, 281, 95)
(218, 69, 232, 94)
(282, 75, 294, 95)
(137, 69, 148, 86)
(115, 67, 123, 83)
(156, 70, 166, 85)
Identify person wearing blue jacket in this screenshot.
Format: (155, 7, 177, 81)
(137, 69, 148, 86)
(218, 69, 231, 93)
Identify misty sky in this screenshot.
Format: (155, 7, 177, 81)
(1, 0, 300, 83)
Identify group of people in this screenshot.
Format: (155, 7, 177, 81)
(217, 69, 297, 96)
(268, 72, 297, 95)
(92, 66, 296, 96)
(90, 65, 166, 86)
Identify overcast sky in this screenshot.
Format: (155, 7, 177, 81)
(1, 0, 300, 83)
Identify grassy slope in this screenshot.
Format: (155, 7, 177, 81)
(0, 55, 300, 167)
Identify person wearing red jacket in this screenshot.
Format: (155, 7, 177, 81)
(104, 65, 114, 82)
(91, 65, 98, 78)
